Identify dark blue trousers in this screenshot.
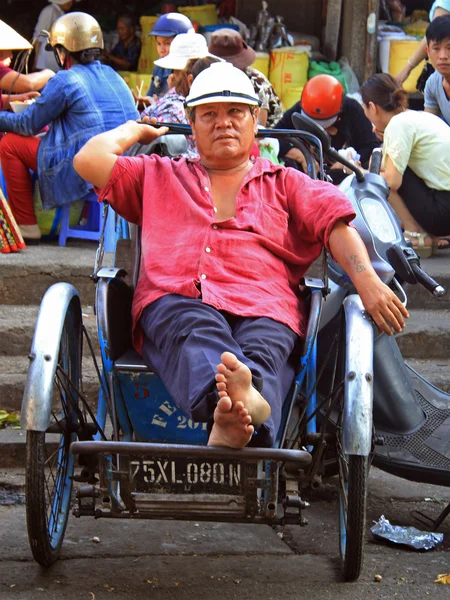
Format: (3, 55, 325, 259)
(140, 295, 300, 447)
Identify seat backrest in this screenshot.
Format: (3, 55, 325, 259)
(127, 134, 188, 158)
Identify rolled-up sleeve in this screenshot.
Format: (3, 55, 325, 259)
(95, 155, 149, 225)
(285, 169, 356, 251)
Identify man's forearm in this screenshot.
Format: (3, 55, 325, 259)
(329, 221, 379, 291)
(73, 120, 144, 189)
(328, 220, 409, 335)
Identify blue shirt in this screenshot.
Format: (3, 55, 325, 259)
(148, 65, 171, 98)
(111, 36, 142, 71)
(0, 61, 139, 209)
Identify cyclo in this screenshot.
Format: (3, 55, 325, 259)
(20, 73, 397, 583)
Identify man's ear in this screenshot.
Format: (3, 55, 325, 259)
(253, 107, 260, 132)
(425, 44, 430, 58)
(187, 116, 195, 140)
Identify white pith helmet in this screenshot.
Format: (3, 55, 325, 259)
(154, 31, 221, 71)
(185, 61, 260, 108)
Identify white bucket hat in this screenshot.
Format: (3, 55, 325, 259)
(154, 31, 221, 71)
(0, 20, 32, 50)
(185, 61, 260, 108)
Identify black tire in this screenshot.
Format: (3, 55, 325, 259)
(338, 453, 368, 581)
(25, 302, 81, 567)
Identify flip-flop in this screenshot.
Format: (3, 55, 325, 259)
(403, 230, 433, 259)
(438, 236, 450, 250)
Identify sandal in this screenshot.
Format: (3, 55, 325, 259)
(403, 230, 433, 259)
(438, 236, 450, 250)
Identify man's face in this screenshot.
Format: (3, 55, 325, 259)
(190, 102, 258, 168)
(426, 37, 450, 75)
(156, 36, 174, 58)
(117, 20, 133, 41)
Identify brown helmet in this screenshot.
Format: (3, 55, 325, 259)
(47, 12, 104, 53)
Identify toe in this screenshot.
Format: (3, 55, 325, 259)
(216, 396, 232, 413)
(215, 373, 226, 383)
(220, 351, 240, 371)
(217, 363, 228, 375)
(216, 381, 227, 392)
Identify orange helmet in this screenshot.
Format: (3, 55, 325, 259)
(301, 75, 344, 128)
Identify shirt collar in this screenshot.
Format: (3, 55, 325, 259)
(188, 156, 284, 184)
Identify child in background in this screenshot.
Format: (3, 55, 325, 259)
(147, 12, 194, 99)
(424, 15, 450, 125)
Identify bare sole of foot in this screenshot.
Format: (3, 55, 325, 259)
(208, 396, 254, 448)
(215, 351, 271, 425)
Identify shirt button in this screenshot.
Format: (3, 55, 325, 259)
(212, 224, 218, 229)
(205, 247, 211, 253)
(204, 186, 210, 192)
(201, 273, 207, 280)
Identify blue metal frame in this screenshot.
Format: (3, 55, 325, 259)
(94, 273, 324, 449)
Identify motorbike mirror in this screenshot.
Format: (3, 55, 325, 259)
(292, 112, 332, 153)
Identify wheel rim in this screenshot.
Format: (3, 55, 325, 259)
(44, 316, 79, 549)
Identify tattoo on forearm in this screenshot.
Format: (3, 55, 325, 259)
(349, 254, 367, 273)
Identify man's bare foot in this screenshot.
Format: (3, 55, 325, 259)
(215, 351, 271, 425)
(208, 396, 254, 448)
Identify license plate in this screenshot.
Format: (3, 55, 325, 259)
(129, 456, 245, 495)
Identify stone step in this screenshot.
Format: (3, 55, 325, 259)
(0, 304, 99, 357)
(405, 358, 450, 393)
(1, 355, 449, 469)
(0, 240, 102, 307)
(395, 308, 450, 360)
(0, 355, 101, 414)
(1, 241, 449, 310)
(1, 306, 448, 364)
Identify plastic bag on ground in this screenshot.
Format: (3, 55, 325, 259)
(371, 515, 444, 550)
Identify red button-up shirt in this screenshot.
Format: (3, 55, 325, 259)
(98, 155, 355, 354)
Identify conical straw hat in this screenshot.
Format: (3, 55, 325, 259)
(0, 20, 32, 50)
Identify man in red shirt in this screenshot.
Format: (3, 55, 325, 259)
(74, 62, 408, 450)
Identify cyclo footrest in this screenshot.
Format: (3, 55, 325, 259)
(70, 442, 311, 523)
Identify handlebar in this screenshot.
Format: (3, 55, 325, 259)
(410, 262, 446, 297)
(369, 148, 383, 175)
(143, 121, 325, 144)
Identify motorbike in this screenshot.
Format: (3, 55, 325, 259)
(290, 112, 450, 531)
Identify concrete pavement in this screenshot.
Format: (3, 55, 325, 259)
(0, 467, 448, 599)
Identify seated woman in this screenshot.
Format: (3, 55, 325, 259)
(141, 33, 221, 159)
(104, 14, 142, 72)
(360, 73, 450, 257)
(274, 74, 380, 183)
(0, 20, 54, 111)
(0, 12, 138, 244)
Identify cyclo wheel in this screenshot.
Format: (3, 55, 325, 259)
(337, 420, 368, 581)
(26, 300, 81, 567)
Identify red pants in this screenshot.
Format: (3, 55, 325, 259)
(0, 133, 40, 225)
